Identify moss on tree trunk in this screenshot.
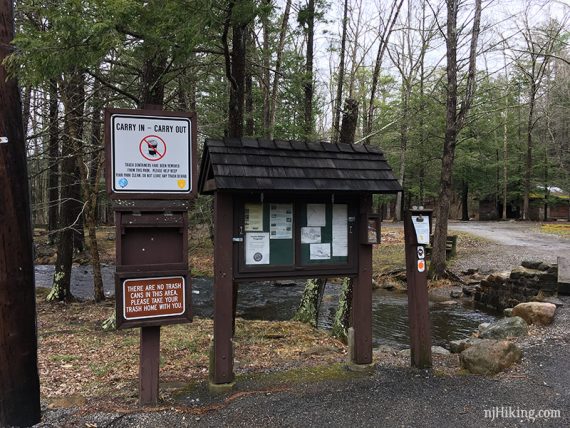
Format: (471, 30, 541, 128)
(331, 277, 353, 342)
(294, 278, 326, 327)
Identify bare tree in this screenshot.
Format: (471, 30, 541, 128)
(387, 0, 437, 220)
(509, 13, 564, 219)
(430, 0, 482, 278)
(331, 0, 350, 144)
(363, 0, 404, 143)
(302, 0, 316, 138)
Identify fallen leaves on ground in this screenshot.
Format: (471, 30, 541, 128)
(36, 288, 346, 408)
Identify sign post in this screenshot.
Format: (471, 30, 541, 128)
(105, 108, 196, 405)
(404, 207, 432, 369)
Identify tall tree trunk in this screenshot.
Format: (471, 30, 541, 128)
(363, 0, 404, 142)
(0, 1, 42, 424)
(502, 88, 508, 220)
(522, 82, 536, 220)
(331, 0, 349, 144)
(461, 180, 469, 221)
(71, 162, 84, 252)
(294, 278, 327, 327)
(48, 72, 85, 302)
(303, 0, 315, 139)
(268, 0, 291, 139)
(331, 277, 353, 342)
(84, 82, 105, 302)
(223, 0, 248, 138)
(47, 79, 59, 243)
(245, 27, 254, 135)
(140, 52, 166, 108)
(430, 0, 482, 278)
(261, 0, 272, 136)
(339, 98, 359, 145)
(394, 82, 410, 222)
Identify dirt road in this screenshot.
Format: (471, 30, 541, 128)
(447, 221, 568, 274)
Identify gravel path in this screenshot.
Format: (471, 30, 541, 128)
(448, 221, 568, 275)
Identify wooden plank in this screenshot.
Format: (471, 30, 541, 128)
(404, 210, 432, 369)
(213, 192, 235, 384)
(139, 326, 160, 405)
(351, 196, 373, 365)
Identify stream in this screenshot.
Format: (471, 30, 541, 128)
(35, 265, 497, 349)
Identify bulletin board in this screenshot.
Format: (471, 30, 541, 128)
(242, 202, 294, 266)
(234, 197, 358, 280)
(299, 203, 350, 265)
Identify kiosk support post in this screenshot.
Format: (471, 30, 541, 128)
(213, 192, 235, 384)
(404, 208, 432, 369)
(351, 195, 373, 365)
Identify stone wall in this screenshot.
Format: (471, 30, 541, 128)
(473, 261, 558, 311)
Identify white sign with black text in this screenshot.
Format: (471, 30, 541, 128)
(110, 113, 192, 194)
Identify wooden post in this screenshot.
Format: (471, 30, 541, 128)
(212, 192, 235, 384)
(139, 326, 160, 405)
(351, 196, 373, 365)
(404, 209, 432, 368)
(0, 1, 41, 425)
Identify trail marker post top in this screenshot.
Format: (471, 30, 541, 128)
(105, 108, 197, 199)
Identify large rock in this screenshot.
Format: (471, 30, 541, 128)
(449, 338, 483, 354)
(512, 302, 556, 325)
(521, 260, 550, 271)
(460, 340, 522, 375)
(479, 316, 528, 339)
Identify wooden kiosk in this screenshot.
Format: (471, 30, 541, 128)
(198, 138, 401, 385)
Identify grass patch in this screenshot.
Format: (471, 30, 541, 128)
(540, 223, 570, 237)
(50, 354, 81, 363)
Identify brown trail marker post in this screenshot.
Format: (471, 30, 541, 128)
(105, 108, 197, 405)
(404, 207, 433, 368)
(0, 1, 42, 425)
(198, 138, 401, 388)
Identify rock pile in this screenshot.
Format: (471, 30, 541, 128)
(472, 261, 558, 311)
(451, 298, 559, 375)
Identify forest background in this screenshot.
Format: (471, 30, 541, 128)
(6, 0, 570, 297)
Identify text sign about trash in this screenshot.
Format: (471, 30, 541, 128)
(123, 276, 185, 321)
(111, 113, 192, 194)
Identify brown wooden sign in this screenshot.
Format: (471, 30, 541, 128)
(115, 273, 192, 329)
(123, 276, 185, 320)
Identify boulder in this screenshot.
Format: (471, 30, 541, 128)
(477, 322, 491, 333)
(479, 316, 528, 339)
(521, 260, 550, 271)
(440, 300, 459, 306)
(512, 302, 556, 325)
(460, 340, 522, 375)
(431, 346, 451, 355)
(531, 294, 564, 308)
(503, 308, 513, 317)
(399, 346, 451, 357)
(449, 338, 483, 354)
(374, 345, 397, 354)
(450, 290, 463, 298)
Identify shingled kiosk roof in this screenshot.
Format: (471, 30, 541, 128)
(198, 138, 402, 194)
